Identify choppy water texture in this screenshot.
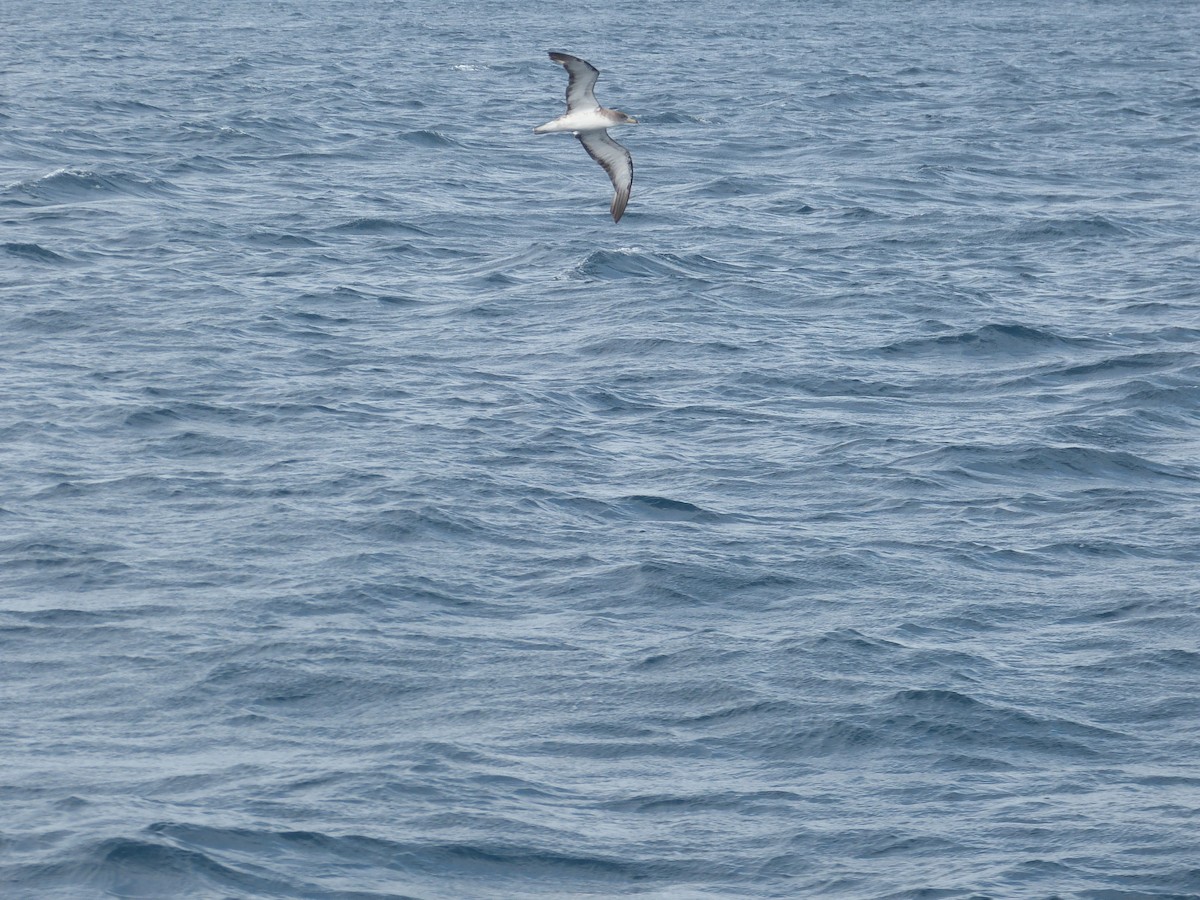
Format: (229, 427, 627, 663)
(4, 0, 1200, 897)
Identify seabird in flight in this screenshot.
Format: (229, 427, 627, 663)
(534, 52, 638, 223)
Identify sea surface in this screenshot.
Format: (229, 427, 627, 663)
(3, 0, 1200, 897)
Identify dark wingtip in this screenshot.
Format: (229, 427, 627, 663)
(549, 51, 586, 67)
(611, 192, 629, 223)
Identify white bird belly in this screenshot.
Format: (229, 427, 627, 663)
(534, 109, 613, 134)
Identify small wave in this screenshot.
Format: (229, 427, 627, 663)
(1008, 214, 1132, 241)
(886, 688, 1123, 755)
(1, 168, 177, 206)
(3, 835, 296, 899)
(0, 536, 132, 578)
(123, 407, 186, 429)
(616, 495, 723, 523)
(784, 373, 909, 398)
(901, 442, 1197, 485)
(91, 98, 167, 115)
(329, 217, 430, 235)
(692, 175, 777, 198)
(837, 205, 889, 221)
(641, 111, 708, 124)
(2, 242, 71, 264)
(163, 152, 235, 175)
(767, 200, 817, 215)
(1007, 350, 1192, 388)
(6, 604, 111, 625)
(397, 129, 461, 148)
(598, 788, 801, 814)
(1169, 89, 1200, 109)
(242, 230, 322, 248)
(678, 699, 801, 727)
(147, 821, 643, 884)
(877, 323, 1085, 357)
(290, 284, 423, 308)
(571, 248, 744, 281)
(812, 628, 906, 654)
(580, 336, 746, 358)
(176, 120, 257, 147)
(149, 430, 264, 459)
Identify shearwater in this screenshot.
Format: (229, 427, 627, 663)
(534, 52, 638, 223)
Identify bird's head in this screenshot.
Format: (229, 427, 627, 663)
(619, 111, 639, 125)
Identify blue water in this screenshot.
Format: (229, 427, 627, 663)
(4, 0, 1200, 896)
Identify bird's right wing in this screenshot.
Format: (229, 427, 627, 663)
(577, 129, 633, 222)
(549, 52, 599, 111)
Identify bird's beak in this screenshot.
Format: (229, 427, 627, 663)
(629, 116, 640, 124)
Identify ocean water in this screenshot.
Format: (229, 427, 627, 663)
(3, 0, 1200, 896)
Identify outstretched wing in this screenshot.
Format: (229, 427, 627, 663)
(549, 52, 599, 112)
(577, 129, 633, 223)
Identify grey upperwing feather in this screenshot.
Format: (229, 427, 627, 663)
(577, 130, 633, 223)
(549, 52, 599, 111)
